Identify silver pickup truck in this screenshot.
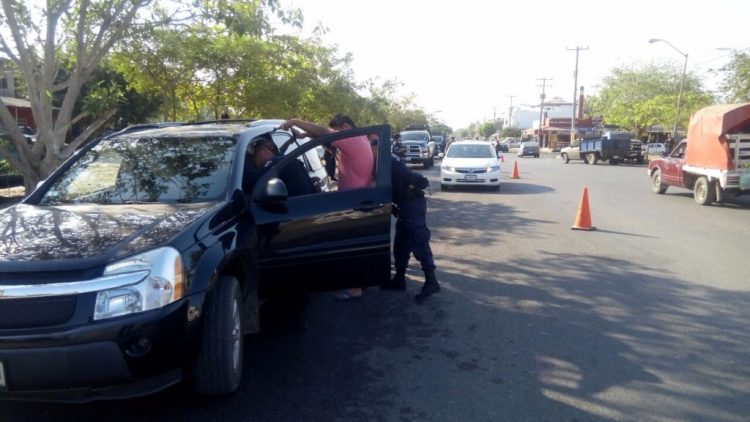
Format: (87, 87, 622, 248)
(400, 130, 435, 169)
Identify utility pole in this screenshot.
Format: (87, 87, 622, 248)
(507, 95, 516, 129)
(567, 46, 588, 145)
(537, 78, 552, 147)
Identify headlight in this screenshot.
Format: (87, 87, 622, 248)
(441, 164, 455, 172)
(94, 247, 184, 320)
(487, 165, 500, 172)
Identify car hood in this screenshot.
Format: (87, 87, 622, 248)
(443, 158, 497, 168)
(0, 202, 219, 263)
(402, 140, 429, 145)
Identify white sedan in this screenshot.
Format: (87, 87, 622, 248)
(440, 141, 501, 191)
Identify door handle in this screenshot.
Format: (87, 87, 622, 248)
(354, 201, 384, 212)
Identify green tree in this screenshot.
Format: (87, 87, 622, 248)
(720, 51, 750, 102)
(586, 63, 714, 137)
(501, 127, 522, 138)
(0, 0, 158, 190)
(479, 122, 496, 138)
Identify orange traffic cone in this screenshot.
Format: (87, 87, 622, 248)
(510, 160, 520, 179)
(499, 154, 505, 163)
(571, 187, 596, 231)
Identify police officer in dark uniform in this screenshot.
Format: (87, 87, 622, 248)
(371, 135, 440, 302)
(391, 132, 405, 159)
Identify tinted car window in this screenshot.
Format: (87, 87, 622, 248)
(447, 144, 494, 158)
(40, 136, 236, 205)
(401, 132, 428, 141)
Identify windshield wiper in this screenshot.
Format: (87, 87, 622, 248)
(124, 200, 155, 204)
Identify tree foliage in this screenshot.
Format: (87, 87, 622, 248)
(585, 63, 714, 136)
(720, 51, 750, 103)
(0, 0, 156, 190)
(479, 122, 496, 138)
(1, 0, 436, 188)
(501, 127, 522, 138)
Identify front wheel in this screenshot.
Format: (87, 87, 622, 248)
(587, 153, 597, 165)
(561, 153, 569, 164)
(192, 276, 244, 395)
(693, 176, 715, 205)
(651, 169, 667, 194)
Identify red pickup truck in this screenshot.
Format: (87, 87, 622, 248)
(648, 103, 750, 205)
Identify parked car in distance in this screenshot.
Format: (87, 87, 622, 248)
(432, 135, 446, 154)
(645, 143, 667, 160)
(440, 141, 501, 191)
(495, 141, 509, 152)
(505, 138, 522, 149)
(517, 141, 540, 158)
(0, 121, 394, 402)
(18, 125, 37, 144)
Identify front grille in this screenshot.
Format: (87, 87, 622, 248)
(0, 270, 92, 285)
(456, 168, 487, 174)
(0, 295, 77, 329)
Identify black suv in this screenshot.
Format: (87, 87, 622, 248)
(0, 121, 393, 402)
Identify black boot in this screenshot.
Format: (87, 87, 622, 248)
(381, 269, 407, 290)
(415, 271, 440, 303)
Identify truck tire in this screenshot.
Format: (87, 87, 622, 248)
(651, 169, 667, 194)
(587, 153, 597, 165)
(693, 176, 715, 205)
(192, 276, 244, 395)
(715, 182, 725, 204)
(561, 153, 569, 164)
(609, 159, 619, 165)
(636, 157, 644, 165)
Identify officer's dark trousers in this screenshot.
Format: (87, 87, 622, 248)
(394, 197, 436, 274)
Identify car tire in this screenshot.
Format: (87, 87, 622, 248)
(693, 176, 715, 205)
(192, 276, 244, 395)
(562, 153, 569, 164)
(535, 154, 539, 158)
(651, 169, 668, 194)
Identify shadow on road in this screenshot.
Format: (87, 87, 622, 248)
(3, 185, 749, 421)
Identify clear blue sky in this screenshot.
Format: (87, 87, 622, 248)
(289, 0, 750, 129)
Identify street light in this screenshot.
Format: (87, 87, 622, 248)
(649, 38, 688, 140)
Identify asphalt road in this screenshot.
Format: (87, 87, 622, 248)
(4, 154, 750, 421)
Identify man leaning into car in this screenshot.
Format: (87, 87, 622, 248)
(243, 135, 315, 197)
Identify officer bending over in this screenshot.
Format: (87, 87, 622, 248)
(370, 135, 440, 303)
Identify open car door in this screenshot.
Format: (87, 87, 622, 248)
(249, 125, 392, 293)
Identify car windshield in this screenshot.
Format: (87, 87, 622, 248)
(401, 132, 428, 141)
(447, 144, 494, 158)
(39, 135, 237, 205)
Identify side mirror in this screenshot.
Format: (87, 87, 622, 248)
(258, 178, 288, 204)
(36, 180, 45, 190)
(438, 152, 444, 158)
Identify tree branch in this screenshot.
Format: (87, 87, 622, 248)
(61, 108, 117, 154)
